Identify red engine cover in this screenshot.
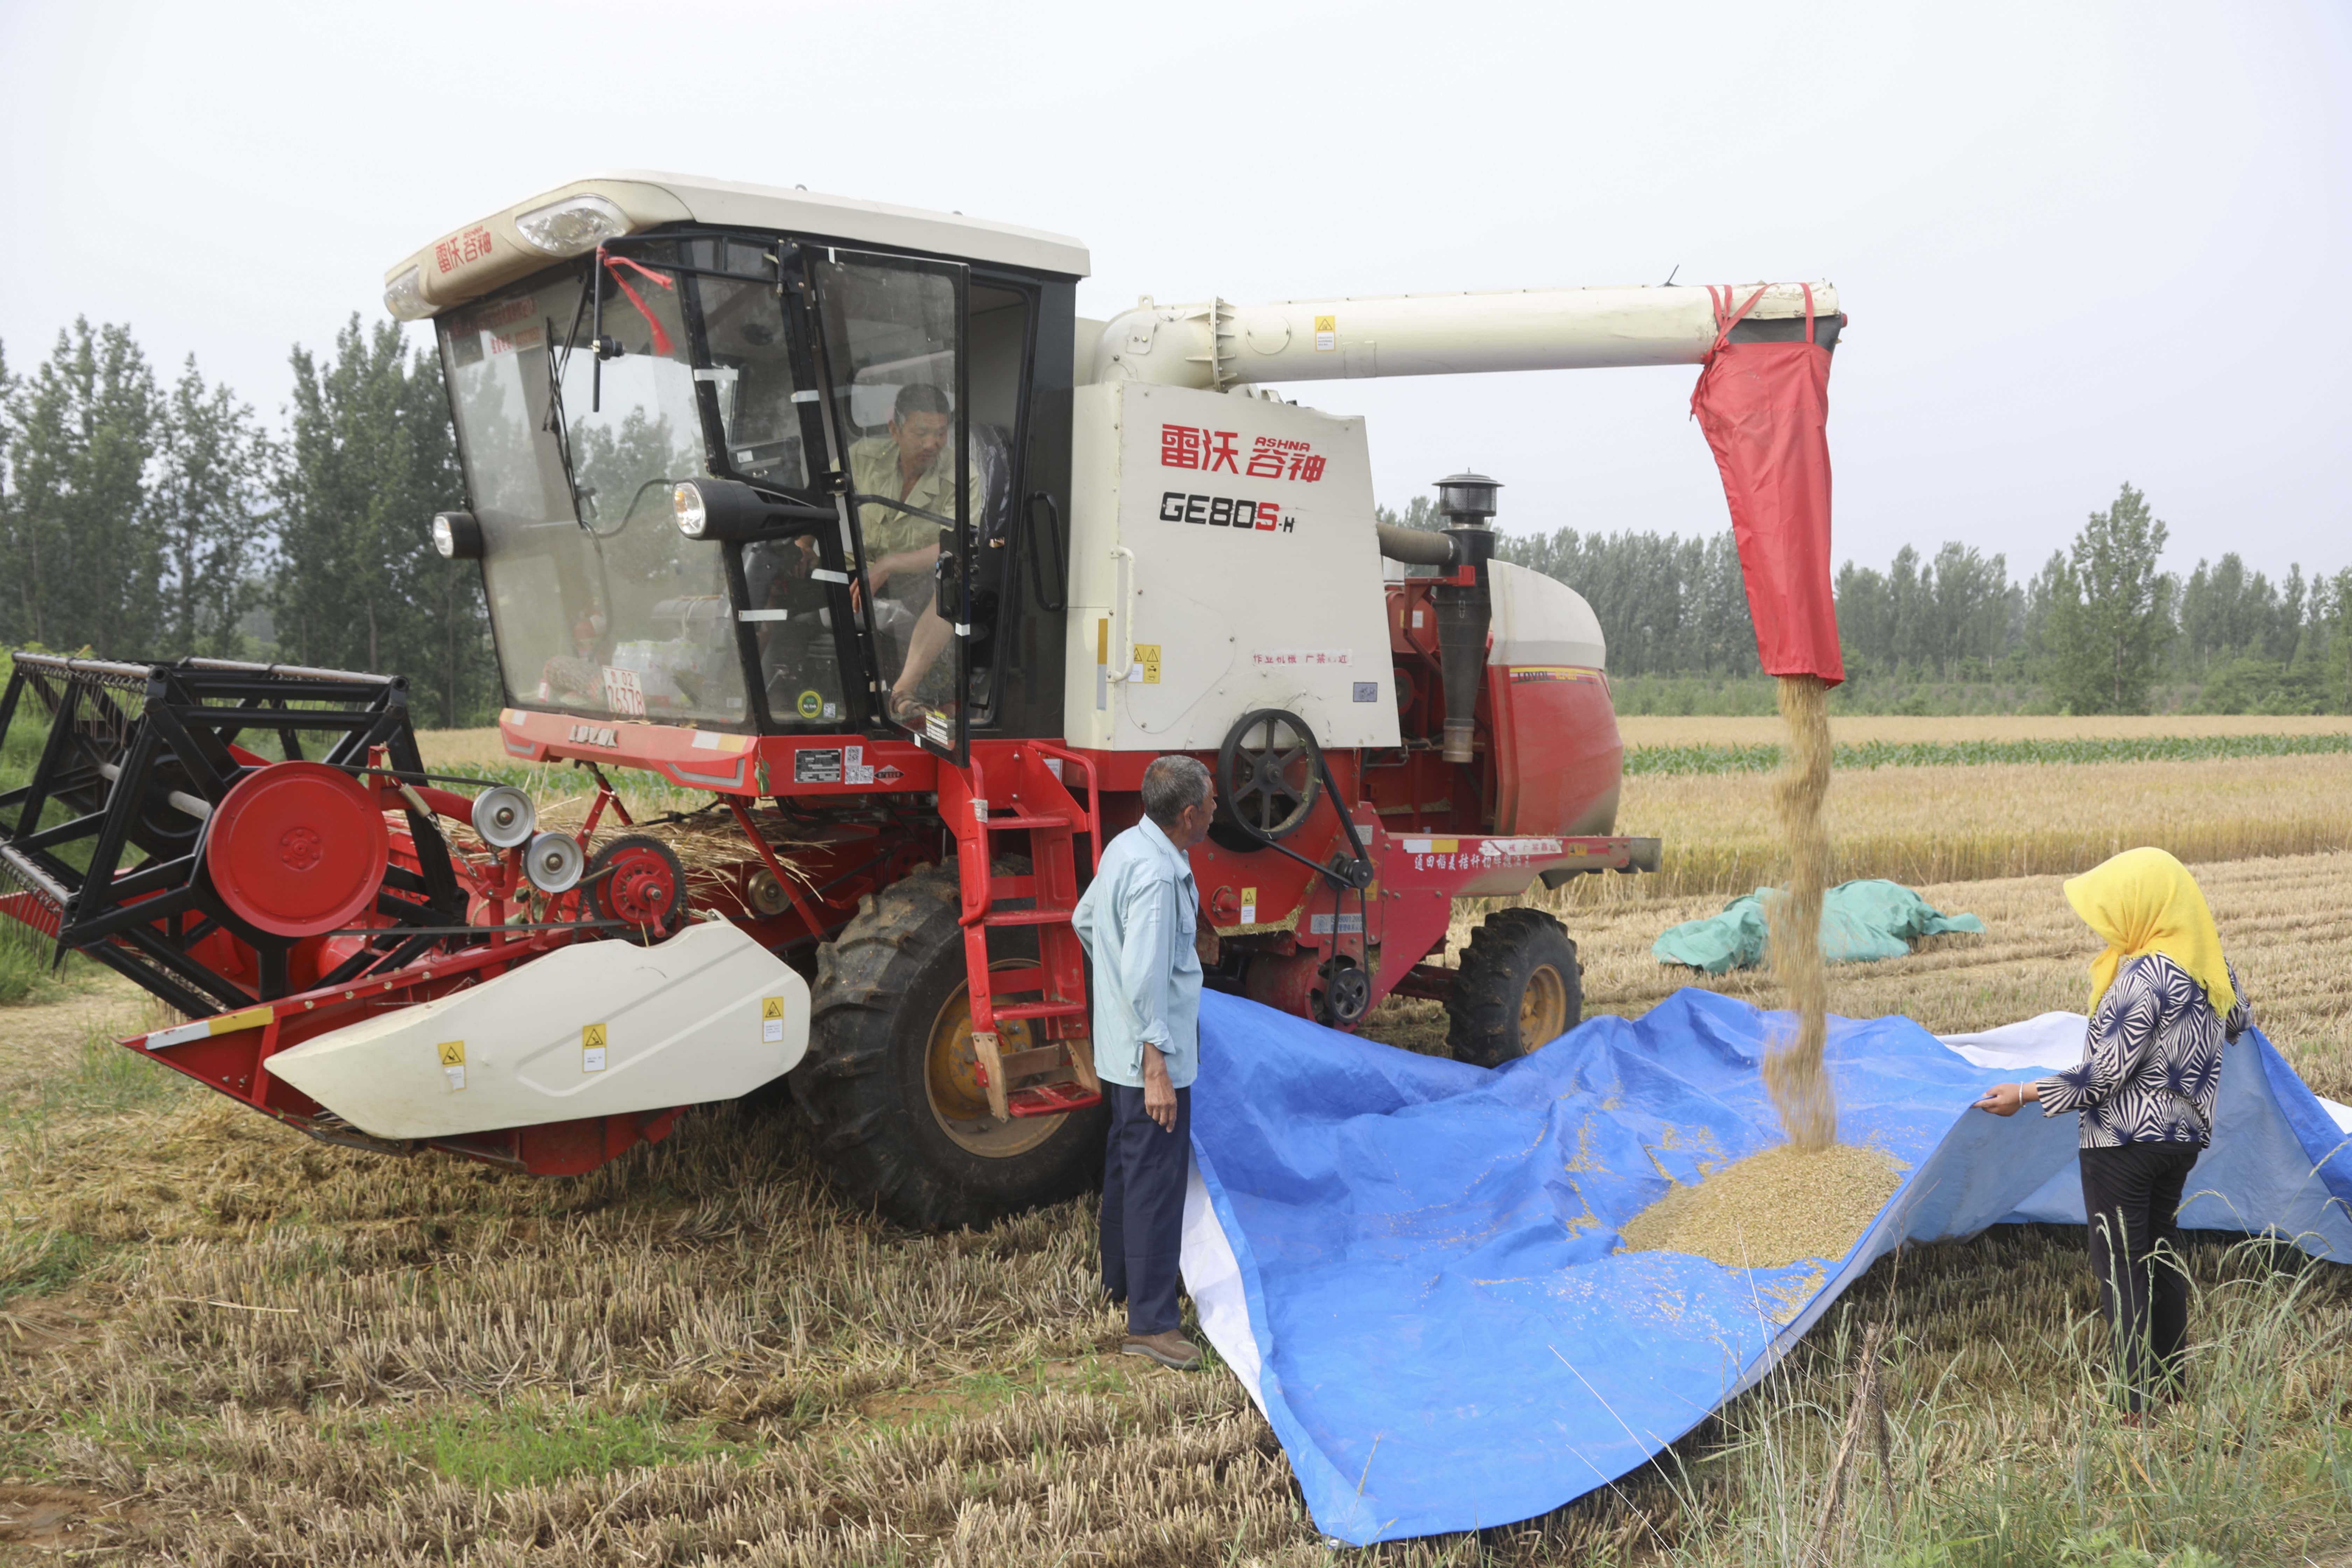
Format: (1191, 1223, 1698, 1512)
(1487, 667, 1624, 837)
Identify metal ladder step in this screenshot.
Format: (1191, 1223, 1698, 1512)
(981, 906, 1077, 928)
(1007, 1080, 1104, 1118)
(992, 999, 1087, 1021)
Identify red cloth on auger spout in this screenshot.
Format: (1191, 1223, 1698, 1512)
(1690, 284, 1843, 685)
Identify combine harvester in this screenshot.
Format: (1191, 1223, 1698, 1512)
(0, 174, 1839, 1227)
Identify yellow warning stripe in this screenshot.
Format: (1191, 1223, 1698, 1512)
(145, 1004, 274, 1052)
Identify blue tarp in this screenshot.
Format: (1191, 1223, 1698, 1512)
(1181, 988, 2352, 1545)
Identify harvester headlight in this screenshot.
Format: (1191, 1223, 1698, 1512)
(513, 194, 630, 257)
(383, 265, 430, 322)
(430, 510, 483, 560)
(470, 785, 537, 849)
(523, 831, 585, 894)
(667, 478, 833, 543)
(672, 482, 711, 539)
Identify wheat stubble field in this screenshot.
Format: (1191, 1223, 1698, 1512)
(1, 727, 2349, 1564)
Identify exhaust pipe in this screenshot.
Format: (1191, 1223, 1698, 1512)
(1411, 474, 1503, 765)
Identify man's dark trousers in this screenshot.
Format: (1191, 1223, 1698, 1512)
(1100, 1082, 1191, 1337)
(2080, 1140, 2200, 1412)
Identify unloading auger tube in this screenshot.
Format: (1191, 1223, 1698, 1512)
(1084, 281, 1842, 389)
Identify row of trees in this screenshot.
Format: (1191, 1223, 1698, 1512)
(0, 318, 492, 725)
(4, 312, 2341, 722)
(1384, 484, 2352, 713)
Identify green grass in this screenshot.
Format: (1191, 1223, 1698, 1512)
(330, 1399, 747, 1490)
(1623, 732, 2352, 776)
(0, 1020, 190, 1150)
(19, 1399, 746, 1492)
(0, 1227, 96, 1310)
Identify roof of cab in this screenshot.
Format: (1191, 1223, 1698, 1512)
(385, 172, 1090, 320)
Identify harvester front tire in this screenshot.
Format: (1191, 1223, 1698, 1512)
(794, 862, 1106, 1230)
(1446, 908, 1582, 1068)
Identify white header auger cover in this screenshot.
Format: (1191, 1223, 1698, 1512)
(267, 922, 809, 1142)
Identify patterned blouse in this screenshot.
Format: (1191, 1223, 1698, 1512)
(2036, 954, 2252, 1149)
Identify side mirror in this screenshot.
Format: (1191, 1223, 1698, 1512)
(671, 478, 835, 543)
(431, 511, 483, 560)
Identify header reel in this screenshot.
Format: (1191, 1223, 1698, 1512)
(0, 656, 476, 1017)
(0, 654, 676, 1023)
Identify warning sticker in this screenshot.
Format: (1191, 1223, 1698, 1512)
(1314, 314, 1337, 352)
(439, 1039, 465, 1091)
(762, 996, 786, 1045)
(1240, 886, 1258, 924)
(582, 1022, 608, 1073)
(794, 748, 843, 784)
(1132, 644, 1162, 685)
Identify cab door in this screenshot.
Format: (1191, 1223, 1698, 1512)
(805, 252, 974, 764)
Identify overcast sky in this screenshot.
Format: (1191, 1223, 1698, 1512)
(4, 0, 2345, 582)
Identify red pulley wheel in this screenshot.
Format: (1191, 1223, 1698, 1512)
(204, 762, 390, 938)
(588, 835, 688, 944)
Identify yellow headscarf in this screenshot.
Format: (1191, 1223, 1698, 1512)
(2063, 846, 2235, 1017)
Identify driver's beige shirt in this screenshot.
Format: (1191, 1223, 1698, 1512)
(846, 435, 980, 600)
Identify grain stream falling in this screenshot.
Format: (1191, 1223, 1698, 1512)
(1764, 673, 1836, 1151)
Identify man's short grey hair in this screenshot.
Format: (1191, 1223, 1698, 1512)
(1141, 755, 1213, 830)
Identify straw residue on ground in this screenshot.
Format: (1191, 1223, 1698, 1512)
(1617, 1142, 1904, 1269)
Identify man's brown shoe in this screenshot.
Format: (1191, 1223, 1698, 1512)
(1122, 1330, 1202, 1371)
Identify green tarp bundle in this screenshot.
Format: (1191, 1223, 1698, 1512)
(1653, 878, 1985, 973)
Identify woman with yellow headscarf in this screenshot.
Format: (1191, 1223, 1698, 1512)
(1975, 847, 2253, 1416)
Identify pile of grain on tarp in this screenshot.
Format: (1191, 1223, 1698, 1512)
(1617, 1142, 1905, 1268)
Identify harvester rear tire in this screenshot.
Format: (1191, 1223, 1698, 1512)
(1446, 908, 1582, 1068)
(793, 861, 1106, 1230)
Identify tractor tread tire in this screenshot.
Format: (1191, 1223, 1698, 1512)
(1446, 907, 1583, 1068)
(794, 860, 1105, 1230)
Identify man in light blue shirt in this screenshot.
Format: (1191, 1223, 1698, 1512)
(1072, 754, 1216, 1371)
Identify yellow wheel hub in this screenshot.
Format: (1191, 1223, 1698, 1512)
(1519, 962, 1569, 1052)
(923, 961, 1063, 1157)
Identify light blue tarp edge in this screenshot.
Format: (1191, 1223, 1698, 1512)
(1181, 991, 2352, 1546)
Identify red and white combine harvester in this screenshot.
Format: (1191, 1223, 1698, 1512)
(0, 175, 1842, 1227)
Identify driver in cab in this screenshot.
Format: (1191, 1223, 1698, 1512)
(849, 382, 980, 725)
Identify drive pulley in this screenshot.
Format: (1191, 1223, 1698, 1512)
(1214, 708, 1322, 846)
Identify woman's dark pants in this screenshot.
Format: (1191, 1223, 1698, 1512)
(2079, 1141, 2200, 1412)
(1100, 1082, 1191, 1337)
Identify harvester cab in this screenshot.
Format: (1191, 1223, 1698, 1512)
(0, 172, 1842, 1229)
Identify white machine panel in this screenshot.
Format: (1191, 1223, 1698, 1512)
(1487, 560, 1607, 671)
(266, 921, 808, 1141)
(1062, 382, 1401, 752)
